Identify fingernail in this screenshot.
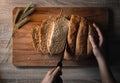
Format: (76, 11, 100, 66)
(89, 35, 91, 38)
(56, 67, 61, 72)
(93, 23, 96, 27)
(57, 66, 60, 70)
(93, 22, 95, 25)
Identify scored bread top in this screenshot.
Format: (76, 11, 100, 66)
(75, 17, 89, 60)
(68, 15, 80, 54)
(47, 16, 69, 54)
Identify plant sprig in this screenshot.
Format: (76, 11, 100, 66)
(19, 7, 35, 21)
(14, 8, 21, 24)
(23, 2, 33, 14)
(6, 2, 35, 48)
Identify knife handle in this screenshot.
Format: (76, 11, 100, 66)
(55, 76, 63, 83)
(54, 70, 63, 83)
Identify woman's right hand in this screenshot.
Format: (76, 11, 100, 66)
(41, 66, 62, 83)
(89, 23, 116, 83)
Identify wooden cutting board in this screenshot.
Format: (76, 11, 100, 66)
(13, 7, 108, 67)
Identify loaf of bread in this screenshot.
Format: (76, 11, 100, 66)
(64, 15, 80, 60)
(75, 17, 89, 60)
(47, 16, 69, 54)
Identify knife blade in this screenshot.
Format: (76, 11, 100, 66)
(54, 43, 67, 83)
(56, 43, 67, 68)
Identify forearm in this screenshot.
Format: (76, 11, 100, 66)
(88, 23, 116, 83)
(95, 51, 116, 83)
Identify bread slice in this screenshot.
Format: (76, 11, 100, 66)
(75, 17, 89, 60)
(32, 25, 40, 51)
(64, 15, 80, 60)
(47, 16, 69, 54)
(39, 18, 54, 54)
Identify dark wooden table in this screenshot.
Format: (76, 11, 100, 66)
(0, 0, 120, 83)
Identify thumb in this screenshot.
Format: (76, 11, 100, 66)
(89, 35, 97, 48)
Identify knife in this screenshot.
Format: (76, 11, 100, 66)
(56, 43, 67, 68)
(54, 43, 67, 83)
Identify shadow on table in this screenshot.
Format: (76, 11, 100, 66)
(106, 8, 120, 65)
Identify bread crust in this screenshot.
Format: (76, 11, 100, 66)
(64, 15, 80, 60)
(68, 15, 81, 55)
(75, 17, 88, 60)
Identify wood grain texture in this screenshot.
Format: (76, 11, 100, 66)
(0, 0, 120, 83)
(13, 7, 108, 66)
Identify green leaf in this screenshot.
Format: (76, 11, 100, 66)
(23, 2, 33, 14)
(14, 8, 21, 24)
(19, 7, 35, 21)
(16, 17, 30, 29)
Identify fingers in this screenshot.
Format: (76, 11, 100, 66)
(89, 35, 97, 48)
(52, 66, 61, 76)
(48, 66, 61, 76)
(93, 23, 103, 46)
(47, 68, 55, 75)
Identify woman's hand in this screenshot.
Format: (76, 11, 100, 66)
(41, 66, 62, 83)
(89, 23, 104, 59)
(89, 23, 116, 83)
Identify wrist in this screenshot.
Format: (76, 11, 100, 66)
(93, 47, 105, 60)
(95, 53, 106, 65)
